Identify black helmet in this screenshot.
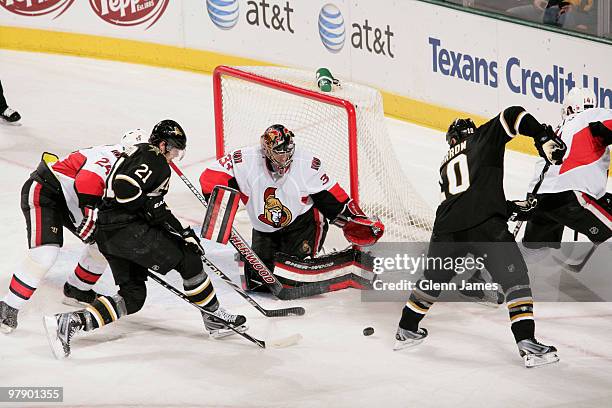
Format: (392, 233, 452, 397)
(150, 120, 187, 150)
(446, 118, 476, 146)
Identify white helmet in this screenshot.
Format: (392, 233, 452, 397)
(120, 128, 147, 148)
(562, 87, 597, 119)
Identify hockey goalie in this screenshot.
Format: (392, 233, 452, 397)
(200, 124, 384, 293)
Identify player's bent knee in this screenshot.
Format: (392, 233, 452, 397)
(176, 250, 204, 281)
(118, 281, 147, 314)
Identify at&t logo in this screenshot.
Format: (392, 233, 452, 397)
(318, 3, 395, 58)
(206, 0, 239, 30)
(318, 3, 345, 53)
(0, 0, 75, 17)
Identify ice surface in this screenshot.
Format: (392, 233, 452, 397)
(0, 50, 611, 408)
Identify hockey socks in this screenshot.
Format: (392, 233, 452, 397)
(399, 291, 434, 331)
(183, 272, 218, 310)
(506, 285, 535, 343)
(3, 246, 59, 310)
(68, 263, 103, 292)
(85, 295, 127, 329)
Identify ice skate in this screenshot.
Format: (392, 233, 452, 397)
(517, 338, 559, 368)
(1, 107, 21, 124)
(202, 306, 248, 339)
(394, 326, 428, 351)
(0, 301, 18, 334)
(62, 282, 98, 307)
(43, 312, 85, 359)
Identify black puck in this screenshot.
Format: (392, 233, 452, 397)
(363, 327, 375, 336)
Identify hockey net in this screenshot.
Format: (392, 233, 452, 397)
(213, 65, 433, 242)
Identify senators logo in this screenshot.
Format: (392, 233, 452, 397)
(0, 0, 75, 17)
(258, 187, 292, 228)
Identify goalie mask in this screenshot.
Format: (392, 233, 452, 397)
(150, 119, 187, 161)
(261, 124, 295, 176)
(446, 118, 476, 146)
(562, 87, 596, 119)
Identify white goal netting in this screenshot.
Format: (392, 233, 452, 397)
(215, 66, 433, 241)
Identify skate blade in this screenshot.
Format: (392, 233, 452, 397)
(42, 315, 68, 360)
(269, 333, 302, 349)
(62, 297, 92, 307)
(393, 337, 425, 351)
(1, 120, 22, 126)
(0, 323, 15, 334)
(524, 352, 559, 368)
(210, 324, 249, 339)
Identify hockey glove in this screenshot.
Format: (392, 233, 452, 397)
(343, 216, 385, 246)
(76, 206, 98, 244)
(534, 125, 567, 165)
(332, 200, 385, 246)
(143, 195, 170, 225)
(181, 227, 204, 255)
(507, 194, 538, 222)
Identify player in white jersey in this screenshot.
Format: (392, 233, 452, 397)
(200, 124, 384, 292)
(0, 130, 145, 333)
(523, 88, 611, 249)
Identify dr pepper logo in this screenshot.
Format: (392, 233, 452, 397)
(89, 0, 169, 29)
(0, 0, 75, 17)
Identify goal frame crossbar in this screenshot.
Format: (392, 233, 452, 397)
(212, 65, 360, 204)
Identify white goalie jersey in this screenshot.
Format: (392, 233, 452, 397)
(200, 145, 350, 233)
(529, 108, 612, 199)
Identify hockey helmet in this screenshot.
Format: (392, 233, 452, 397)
(150, 119, 187, 161)
(562, 87, 596, 119)
(120, 128, 147, 148)
(446, 118, 476, 146)
(261, 124, 295, 176)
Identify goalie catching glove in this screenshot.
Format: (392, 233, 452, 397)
(507, 194, 538, 222)
(534, 125, 567, 165)
(332, 200, 385, 246)
(76, 206, 98, 244)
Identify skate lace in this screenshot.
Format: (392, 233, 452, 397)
(214, 307, 237, 324)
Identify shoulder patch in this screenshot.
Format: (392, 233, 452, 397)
(233, 150, 243, 164)
(311, 157, 321, 170)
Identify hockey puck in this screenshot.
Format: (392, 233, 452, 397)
(363, 327, 375, 336)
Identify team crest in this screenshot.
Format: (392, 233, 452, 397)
(301, 240, 311, 254)
(258, 187, 292, 228)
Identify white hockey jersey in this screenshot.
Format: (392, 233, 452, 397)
(200, 145, 349, 233)
(51, 144, 123, 225)
(529, 108, 612, 199)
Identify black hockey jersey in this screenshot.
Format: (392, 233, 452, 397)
(433, 107, 527, 233)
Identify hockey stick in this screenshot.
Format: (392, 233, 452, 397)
(161, 220, 306, 316)
(513, 163, 550, 237)
(170, 162, 328, 300)
(148, 271, 303, 349)
(147, 271, 266, 348)
(199, 254, 305, 317)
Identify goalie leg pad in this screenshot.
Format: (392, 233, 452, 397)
(201, 186, 240, 244)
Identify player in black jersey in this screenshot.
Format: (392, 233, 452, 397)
(43, 120, 247, 359)
(394, 107, 566, 368)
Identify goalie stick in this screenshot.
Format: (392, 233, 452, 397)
(552, 244, 598, 273)
(199, 254, 305, 317)
(147, 272, 301, 349)
(161, 221, 305, 317)
(170, 162, 329, 300)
